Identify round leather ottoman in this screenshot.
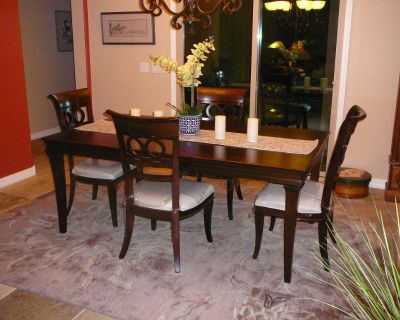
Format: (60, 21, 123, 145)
(335, 168, 372, 198)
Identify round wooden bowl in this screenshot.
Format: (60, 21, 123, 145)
(335, 168, 372, 198)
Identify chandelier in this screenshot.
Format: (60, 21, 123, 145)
(139, 0, 242, 30)
(265, 0, 326, 11)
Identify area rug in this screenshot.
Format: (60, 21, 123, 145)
(0, 179, 353, 319)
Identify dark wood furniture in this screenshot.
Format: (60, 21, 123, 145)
(106, 111, 214, 273)
(43, 123, 329, 280)
(196, 87, 248, 219)
(385, 76, 400, 201)
(252, 105, 366, 283)
(47, 88, 125, 227)
(197, 87, 248, 123)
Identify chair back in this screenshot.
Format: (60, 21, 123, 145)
(47, 88, 93, 130)
(197, 87, 248, 123)
(321, 105, 367, 211)
(106, 110, 180, 210)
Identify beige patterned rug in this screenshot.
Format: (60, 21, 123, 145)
(0, 179, 353, 319)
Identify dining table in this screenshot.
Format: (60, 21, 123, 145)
(43, 119, 329, 282)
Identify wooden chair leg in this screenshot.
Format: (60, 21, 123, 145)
(151, 219, 157, 231)
(269, 216, 276, 231)
(252, 212, 265, 259)
(283, 186, 300, 283)
(234, 178, 244, 200)
(171, 212, 181, 273)
(203, 199, 213, 243)
(119, 207, 135, 259)
(196, 173, 202, 182)
(327, 214, 337, 244)
(318, 221, 330, 271)
(92, 184, 98, 200)
(227, 178, 234, 220)
(107, 185, 118, 227)
(66, 176, 76, 216)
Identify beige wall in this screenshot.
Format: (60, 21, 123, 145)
(19, 0, 75, 134)
(342, 0, 400, 181)
(87, 0, 175, 120)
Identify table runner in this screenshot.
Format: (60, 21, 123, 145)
(77, 120, 318, 155)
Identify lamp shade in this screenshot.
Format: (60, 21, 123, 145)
(265, 1, 291, 11)
(296, 0, 326, 10)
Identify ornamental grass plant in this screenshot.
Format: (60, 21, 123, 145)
(314, 198, 400, 319)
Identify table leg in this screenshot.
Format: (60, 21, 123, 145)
(46, 147, 68, 233)
(310, 154, 323, 182)
(283, 184, 301, 283)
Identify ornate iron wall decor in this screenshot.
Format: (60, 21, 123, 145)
(139, 0, 242, 30)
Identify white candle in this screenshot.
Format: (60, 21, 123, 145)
(130, 108, 140, 116)
(214, 115, 226, 140)
(247, 117, 259, 143)
(304, 76, 310, 89)
(320, 77, 328, 90)
(153, 110, 164, 117)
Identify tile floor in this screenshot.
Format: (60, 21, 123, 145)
(0, 139, 397, 319)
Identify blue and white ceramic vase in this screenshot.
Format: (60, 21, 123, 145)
(179, 115, 201, 135)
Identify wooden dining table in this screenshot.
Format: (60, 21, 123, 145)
(43, 121, 329, 282)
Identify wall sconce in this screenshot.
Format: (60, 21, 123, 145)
(139, 0, 242, 30)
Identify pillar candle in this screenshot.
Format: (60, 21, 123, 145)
(130, 108, 140, 116)
(320, 77, 328, 90)
(247, 117, 259, 143)
(304, 76, 310, 89)
(215, 115, 226, 140)
(153, 110, 164, 117)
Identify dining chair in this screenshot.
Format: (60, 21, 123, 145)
(196, 86, 248, 220)
(197, 87, 249, 124)
(252, 105, 366, 283)
(106, 110, 214, 273)
(47, 88, 126, 227)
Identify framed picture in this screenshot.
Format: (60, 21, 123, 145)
(55, 10, 73, 52)
(101, 12, 155, 45)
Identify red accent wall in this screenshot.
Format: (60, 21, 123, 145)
(0, 1, 33, 178)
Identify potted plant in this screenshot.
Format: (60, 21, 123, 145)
(150, 37, 215, 135)
(314, 206, 400, 319)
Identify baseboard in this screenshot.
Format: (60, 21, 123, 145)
(0, 166, 36, 188)
(30, 127, 60, 140)
(370, 178, 386, 190)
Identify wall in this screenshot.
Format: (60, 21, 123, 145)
(0, 1, 33, 179)
(19, 0, 75, 136)
(342, 0, 400, 183)
(87, 0, 175, 120)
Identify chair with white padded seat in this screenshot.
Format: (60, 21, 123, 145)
(47, 88, 127, 227)
(252, 105, 366, 283)
(196, 86, 248, 220)
(107, 110, 214, 273)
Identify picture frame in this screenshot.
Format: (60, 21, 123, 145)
(101, 12, 155, 45)
(55, 10, 73, 52)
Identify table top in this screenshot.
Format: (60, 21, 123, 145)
(43, 124, 329, 185)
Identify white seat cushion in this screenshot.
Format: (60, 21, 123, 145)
(255, 180, 323, 214)
(134, 179, 214, 211)
(72, 159, 125, 180)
